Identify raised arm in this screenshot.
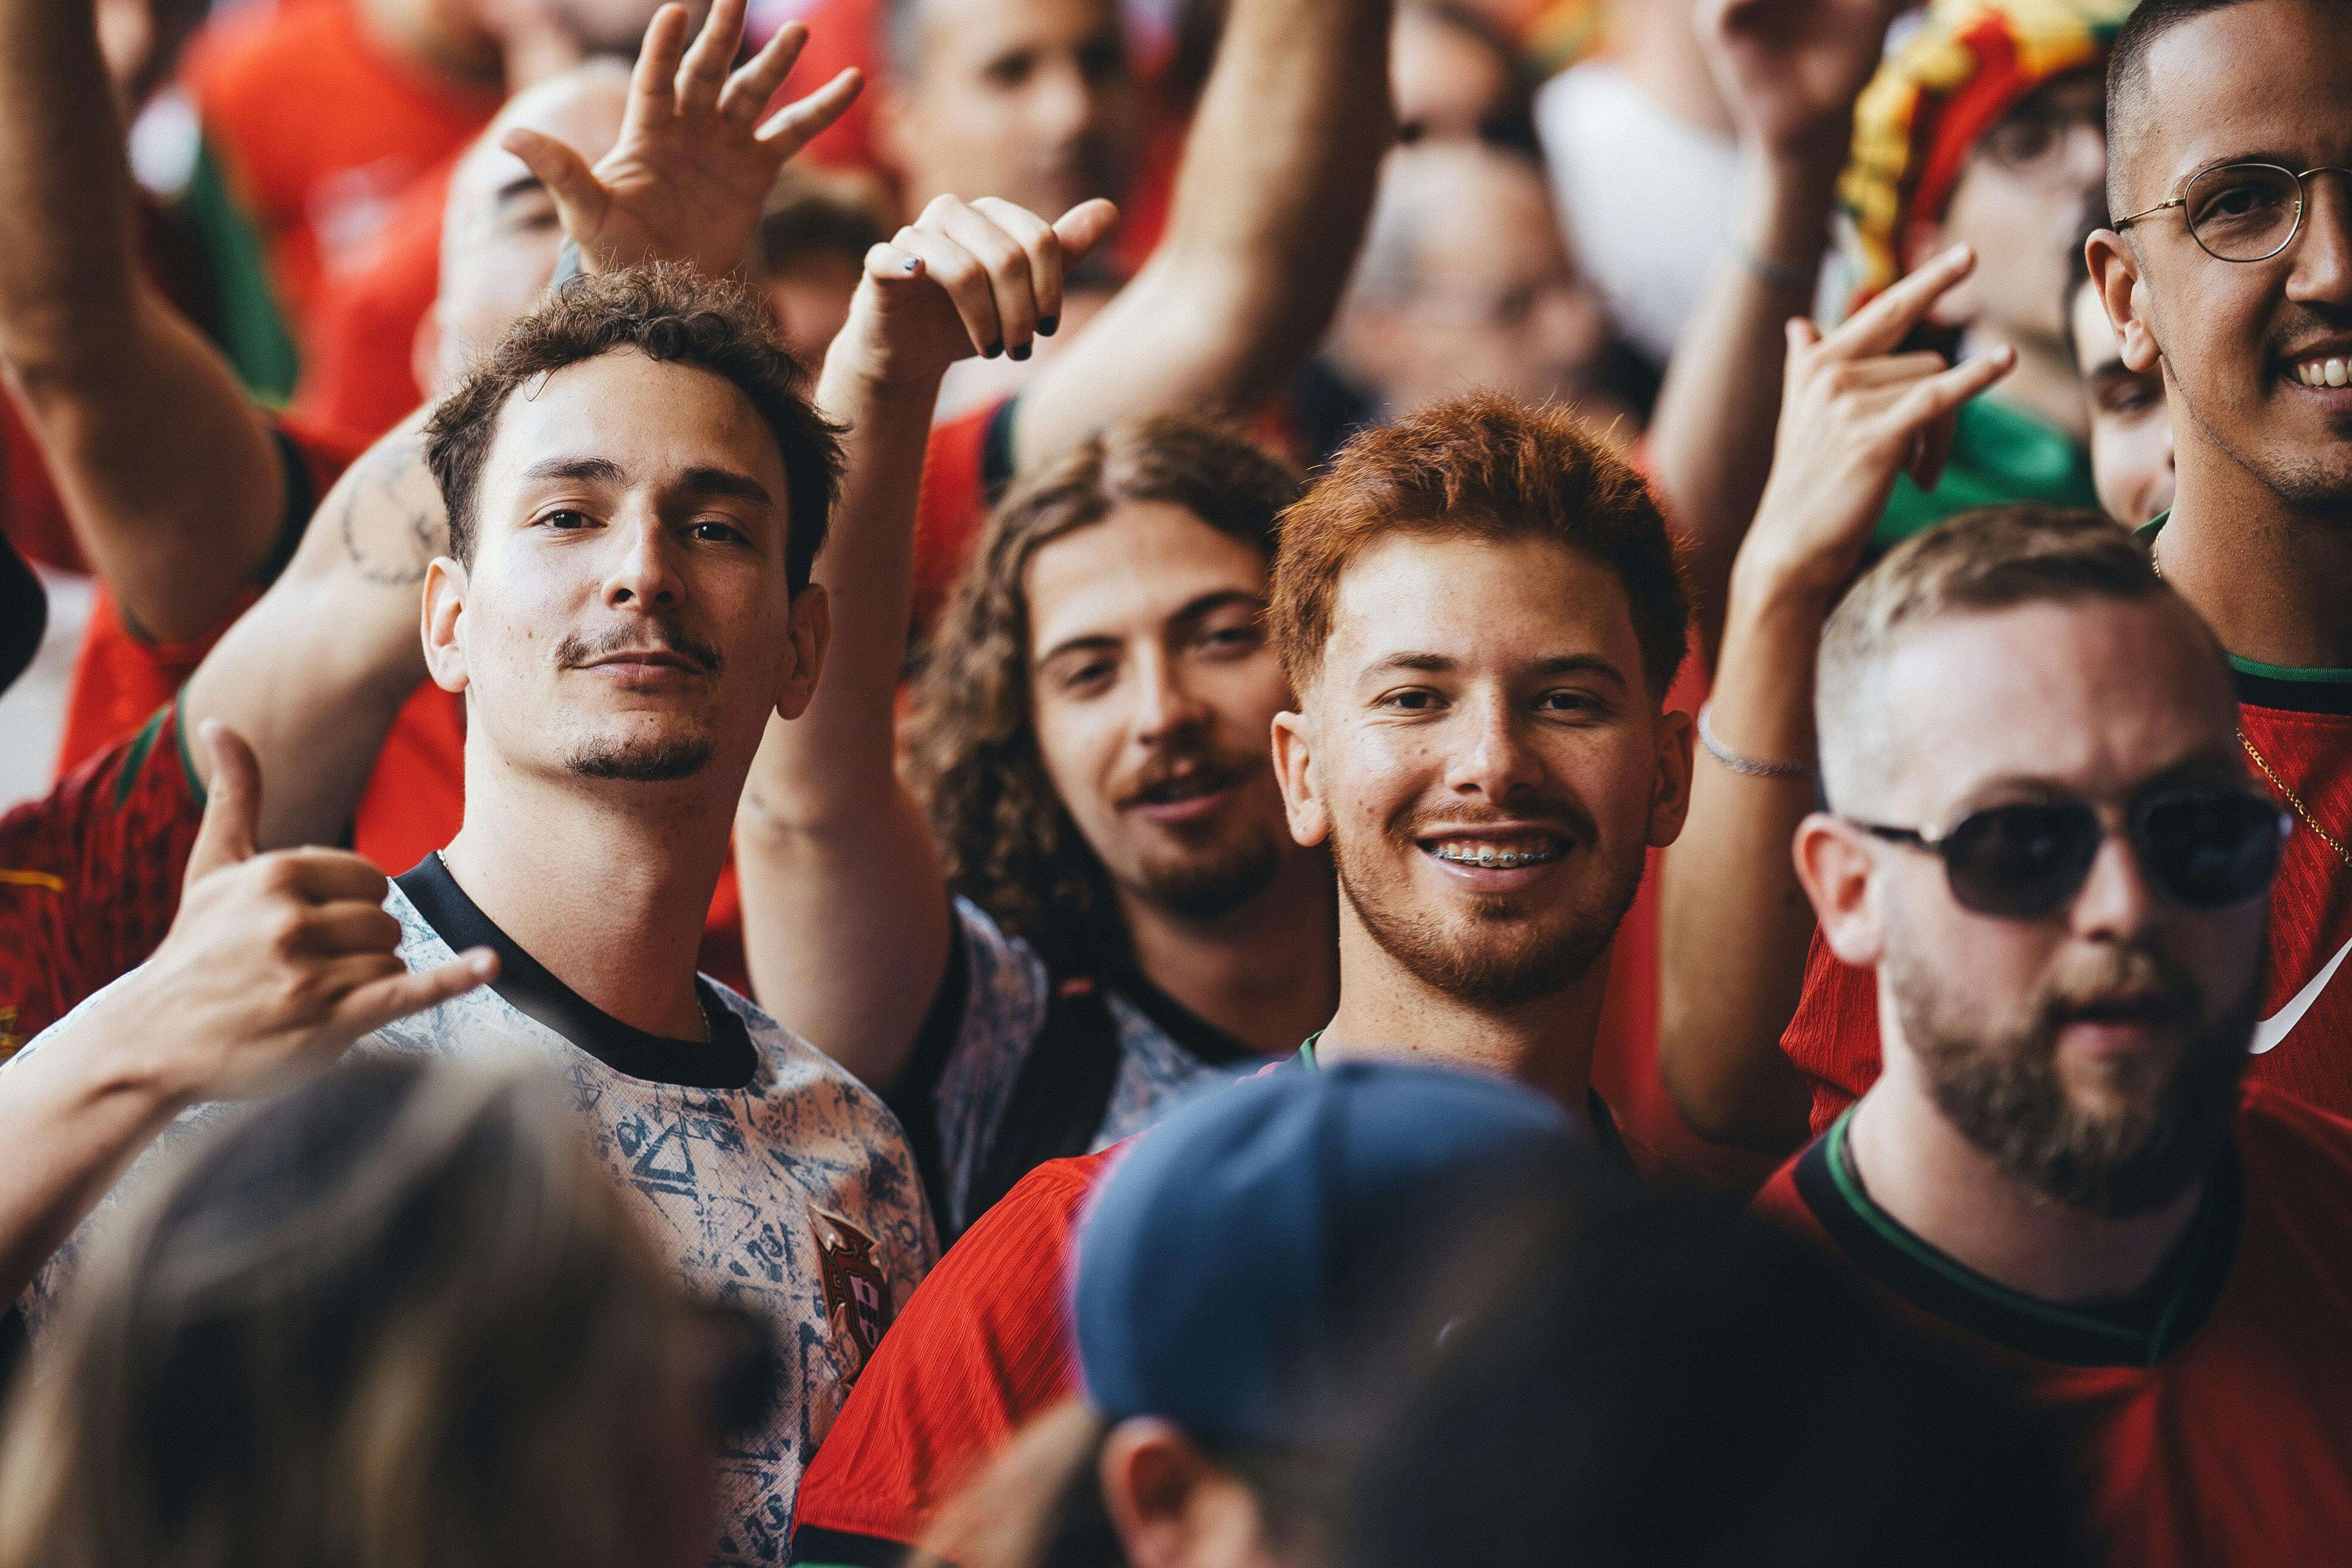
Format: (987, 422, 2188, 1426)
(737, 195, 1118, 1084)
(1657, 249, 2010, 1151)
(1647, 0, 1908, 667)
(1006, 0, 1393, 470)
(0, 0, 287, 642)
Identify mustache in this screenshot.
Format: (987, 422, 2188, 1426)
(1391, 795, 1599, 845)
(1113, 739, 1264, 807)
(2272, 302, 2352, 360)
(2034, 945, 2203, 1030)
(554, 618, 724, 675)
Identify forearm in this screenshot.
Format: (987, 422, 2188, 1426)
(1654, 566, 1832, 1151)
(180, 415, 441, 850)
(1013, 0, 1392, 467)
(0, 0, 140, 365)
(1648, 148, 1842, 666)
(0, 993, 186, 1303)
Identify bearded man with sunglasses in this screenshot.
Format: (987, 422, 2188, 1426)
(1756, 506, 2352, 1564)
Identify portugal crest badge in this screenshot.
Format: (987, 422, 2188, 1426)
(813, 1209, 893, 1378)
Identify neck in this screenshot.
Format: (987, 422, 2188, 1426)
(1315, 917, 1608, 1128)
(1967, 325, 2088, 443)
(1845, 1034, 2202, 1304)
(2159, 438, 2352, 670)
(359, 0, 504, 88)
(1113, 851, 1338, 1058)
(439, 745, 739, 1042)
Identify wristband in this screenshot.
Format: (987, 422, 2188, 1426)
(1735, 241, 1814, 298)
(1697, 702, 1814, 780)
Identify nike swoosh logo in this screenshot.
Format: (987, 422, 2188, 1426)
(2253, 932, 2352, 1055)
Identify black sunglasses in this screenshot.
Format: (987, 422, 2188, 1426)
(1849, 788, 2291, 920)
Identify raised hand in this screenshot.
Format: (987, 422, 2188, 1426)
(1699, 0, 1915, 158)
(832, 194, 1122, 390)
(500, 0, 863, 280)
(1738, 246, 2016, 598)
(103, 723, 497, 1110)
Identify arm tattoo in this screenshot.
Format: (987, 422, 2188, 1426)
(335, 435, 445, 588)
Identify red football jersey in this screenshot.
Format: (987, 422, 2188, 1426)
(50, 418, 366, 776)
(1783, 667, 2352, 1135)
(294, 158, 449, 441)
(1755, 1086, 2352, 1566)
(2, 705, 203, 1051)
(788, 1146, 1117, 1564)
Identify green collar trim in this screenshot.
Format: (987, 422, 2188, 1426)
(1297, 1034, 1321, 1068)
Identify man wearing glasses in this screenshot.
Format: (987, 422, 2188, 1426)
(1757, 506, 2352, 1563)
(1839, 0, 2132, 549)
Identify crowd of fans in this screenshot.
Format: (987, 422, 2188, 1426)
(1, 0, 2348, 1563)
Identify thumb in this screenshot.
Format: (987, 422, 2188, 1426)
(1050, 199, 1120, 268)
(500, 127, 608, 241)
(184, 721, 262, 886)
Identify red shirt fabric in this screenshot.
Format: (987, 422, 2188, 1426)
(186, 0, 496, 358)
(1, 704, 203, 1052)
(789, 1146, 1115, 1564)
(1754, 1086, 2352, 1567)
(295, 158, 450, 440)
(51, 416, 366, 777)
(1783, 669, 2352, 1135)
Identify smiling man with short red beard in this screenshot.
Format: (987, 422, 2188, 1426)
(1268, 394, 1695, 1126)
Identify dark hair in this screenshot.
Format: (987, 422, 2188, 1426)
(2107, 0, 2265, 213)
(904, 418, 1302, 960)
(1348, 1193, 2094, 1568)
(1269, 393, 1688, 702)
(424, 265, 842, 595)
(0, 1059, 725, 1568)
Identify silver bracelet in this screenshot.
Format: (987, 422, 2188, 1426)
(1697, 701, 1813, 780)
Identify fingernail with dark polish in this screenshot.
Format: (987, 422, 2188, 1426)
(1009, 342, 1032, 361)
(1038, 315, 1059, 336)
(984, 341, 1003, 359)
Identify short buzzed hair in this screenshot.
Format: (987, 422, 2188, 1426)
(1269, 394, 1687, 702)
(424, 265, 841, 592)
(1816, 507, 2198, 808)
(2106, 0, 2262, 213)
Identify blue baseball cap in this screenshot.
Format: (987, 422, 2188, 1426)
(1070, 1061, 1598, 1450)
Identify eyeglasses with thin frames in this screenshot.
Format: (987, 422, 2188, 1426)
(2115, 161, 2352, 264)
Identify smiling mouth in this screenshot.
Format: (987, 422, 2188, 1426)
(1128, 769, 1239, 810)
(1422, 835, 1570, 870)
(2287, 354, 2352, 389)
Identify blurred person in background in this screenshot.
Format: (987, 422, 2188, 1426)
(1839, 0, 2127, 546)
(0, 1057, 770, 1568)
(1763, 507, 2352, 1561)
(1348, 1189, 2091, 1568)
(1317, 139, 1639, 451)
(757, 165, 896, 368)
(1389, 1, 1534, 148)
(2063, 195, 2173, 526)
(913, 1062, 1600, 1568)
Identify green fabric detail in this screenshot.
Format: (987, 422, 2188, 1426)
(111, 706, 166, 812)
(2139, 513, 2352, 685)
(1297, 1036, 1321, 1068)
(1874, 396, 2099, 550)
(170, 688, 206, 807)
(1821, 1111, 2175, 1363)
(181, 137, 299, 406)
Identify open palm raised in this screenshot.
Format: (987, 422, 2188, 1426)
(501, 0, 863, 281)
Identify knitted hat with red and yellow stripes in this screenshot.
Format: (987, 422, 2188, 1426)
(1842, 0, 2136, 308)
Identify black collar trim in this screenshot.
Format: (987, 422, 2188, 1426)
(1092, 956, 1264, 1068)
(1791, 1111, 2241, 1368)
(394, 856, 757, 1091)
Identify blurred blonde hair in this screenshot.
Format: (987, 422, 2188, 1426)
(0, 1056, 723, 1568)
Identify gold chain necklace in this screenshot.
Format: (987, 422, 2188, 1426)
(2152, 539, 2352, 868)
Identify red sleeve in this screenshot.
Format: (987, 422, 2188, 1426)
(789, 1149, 1114, 1563)
(1780, 930, 1881, 1137)
(909, 399, 1012, 639)
(1, 704, 203, 1049)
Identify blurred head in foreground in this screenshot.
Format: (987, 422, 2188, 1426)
(918, 1062, 1600, 1568)
(0, 1058, 776, 1568)
(1348, 1195, 2093, 1568)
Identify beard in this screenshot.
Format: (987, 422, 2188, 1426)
(565, 733, 716, 782)
(1126, 822, 1286, 921)
(1331, 801, 1646, 1010)
(1888, 936, 2256, 1219)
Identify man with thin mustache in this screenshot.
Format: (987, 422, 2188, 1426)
(1756, 506, 2352, 1563)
